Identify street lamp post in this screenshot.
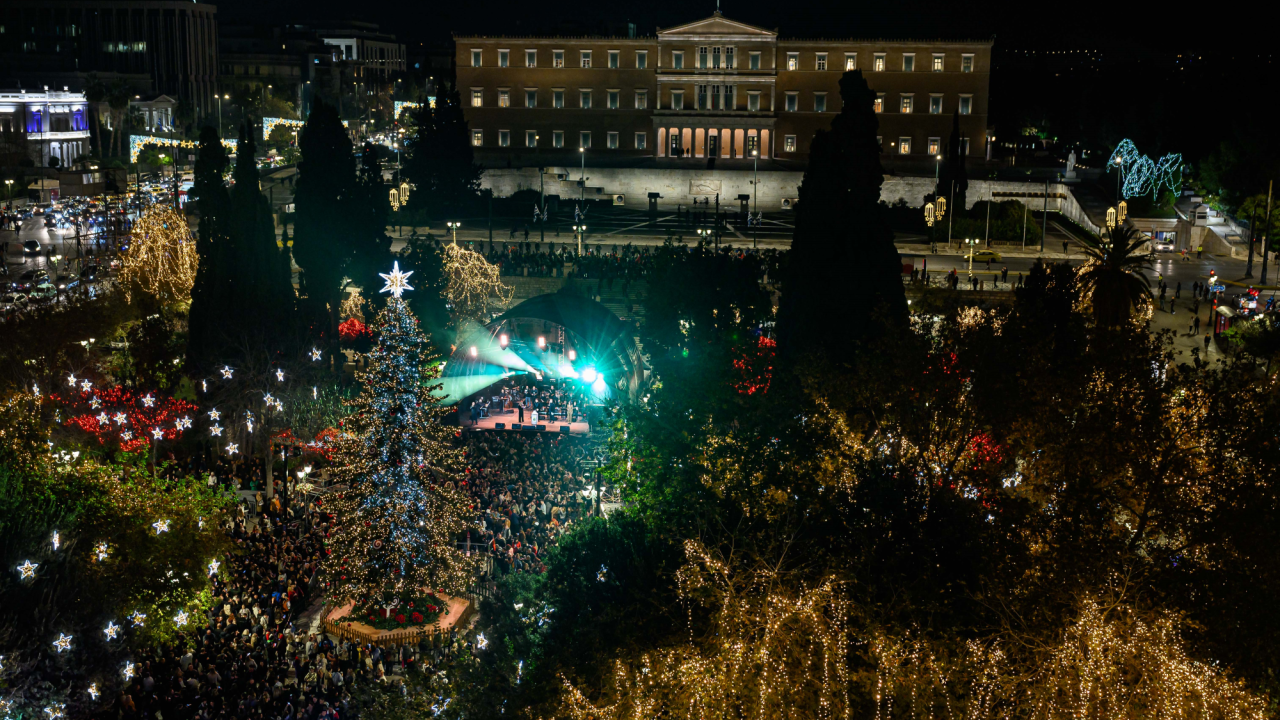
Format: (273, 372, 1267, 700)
(751, 149, 759, 248)
(447, 221, 460, 245)
(965, 238, 978, 277)
(217, 94, 229, 139)
(573, 224, 587, 256)
(4, 179, 12, 204)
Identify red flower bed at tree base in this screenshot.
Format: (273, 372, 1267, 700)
(349, 592, 447, 630)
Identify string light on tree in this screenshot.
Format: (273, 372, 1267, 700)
(441, 244, 513, 323)
(118, 206, 197, 304)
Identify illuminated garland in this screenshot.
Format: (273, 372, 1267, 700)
(130, 135, 237, 164)
(1109, 139, 1184, 200)
(442, 244, 513, 323)
(119, 206, 197, 304)
(395, 99, 435, 118)
(262, 117, 349, 141)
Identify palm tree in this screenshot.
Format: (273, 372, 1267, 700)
(1077, 224, 1154, 327)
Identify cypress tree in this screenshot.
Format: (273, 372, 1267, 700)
(937, 112, 969, 215)
(402, 79, 482, 220)
(776, 70, 907, 360)
(231, 119, 294, 332)
(188, 125, 233, 363)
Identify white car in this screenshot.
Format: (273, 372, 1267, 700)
(1, 292, 29, 312)
(1153, 238, 1175, 252)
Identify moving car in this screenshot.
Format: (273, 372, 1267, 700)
(10, 269, 48, 291)
(969, 249, 1003, 263)
(23, 239, 41, 254)
(28, 283, 57, 302)
(1154, 238, 1176, 252)
(0, 292, 28, 312)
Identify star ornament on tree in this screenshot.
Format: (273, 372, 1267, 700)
(227, 443, 239, 456)
(89, 396, 102, 409)
(310, 348, 323, 362)
(276, 369, 285, 382)
(104, 621, 120, 640)
(52, 633, 73, 653)
(208, 558, 221, 576)
(121, 430, 133, 441)
(208, 408, 220, 421)
(141, 393, 155, 408)
(17, 560, 38, 579)
(173, 610, 189, 627)
(210, 424, 223, 436)
(96, 412, 110, 425)
(123, 661, 136, 680)
(113, 412, 128, 425)
(152, 519, 171, 534)
(128, 611, 146, 627)
(151, 427, 165, 440)
(378, 261, 415, 298)
(221, 365, 234, 379)
(87, 684, 100, 701)
(81, 380, 93, 392)
(67, 373, 77, 387)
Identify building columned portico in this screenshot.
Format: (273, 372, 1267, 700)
(0, 89, 93, 167)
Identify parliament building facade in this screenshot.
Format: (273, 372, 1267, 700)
(455, 13, 991, 171)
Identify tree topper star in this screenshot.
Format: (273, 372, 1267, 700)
(378, 261, 415, 297)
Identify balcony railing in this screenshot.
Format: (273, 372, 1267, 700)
(28, 130, 92, 141)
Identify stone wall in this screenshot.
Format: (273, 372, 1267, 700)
(481, 167, 1100, 234)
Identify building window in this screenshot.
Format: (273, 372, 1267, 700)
(877, 136, 883, 152)
(471, 89, 483, 107)
(671, 90, 684, 110)
(746, 135, 759, 156)
(635, 89, 648, 109)
(784, 135, 797, 152)
(471, 49, 482, 67)
(787, 53, 799, 70)
(932, 53, 944, 71)
(498, 49, 509, 67)
(898, 137, 911, 154)
(929, 94, 942, 114)
(526, 130, 538, 147)
(635, 132, 647, 150)
(526, 89, 537, 107)
(472, 129, 483, 146)
(928, 137, 940, 155)
(814, 92, 827, 112)
(636, 51, 647, 69)
(873, 53, 885, 72)
(673, 51, 684, 69)
(580, 90, 592, 109)
(607, 90, 619, 109)
(874, 94, 884, 113)
(900, 94, 913, 113)
(959, 95, 972, 115)
(749, 51, 761, 70)
(499, 130, 510, 147)
(961, 54, 974, 72)
(553, 89, 564, 108)
(845, 53, 857, 70)
(785, 92, 798, 112)
(747, 91, 760, 111)
(526, 49, 537, 68)
(607, 131, 619, 149)
(698, 46, 709, 69)
(580, 51, 591, 68)
(553, 130, 564, 148)
(902, 53, 915, 72)
(580, 131, 591, 149)
(498, 89, 510, 108)
(608, 50, 619, 68)
(816, 52, 828, 70)
(726, 47, 735, 68)
(553, 50, 565, 68)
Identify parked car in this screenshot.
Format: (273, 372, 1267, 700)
(0, 292, 28, 312)
(55, 274, 80, 291)
(28, 283, 57, 302)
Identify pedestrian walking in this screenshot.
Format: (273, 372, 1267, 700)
(1062, 240, 1069, 255)
(1204, 334, 1211, 353)
(1193, 315, 1201, 335)
(1197, 245, 1204, 259)
(1175, 281, 1181, 299)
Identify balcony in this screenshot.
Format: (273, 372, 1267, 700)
(28, 130, 92, 141)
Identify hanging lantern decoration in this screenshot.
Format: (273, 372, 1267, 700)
(1117, 199, 1128, 223)
(936, 196, 946, 218)
(924, 202, 935, 227)
(399, 180, 411, 206)
(1106, 206, 1117, 229)
(389, 187, 400, 211)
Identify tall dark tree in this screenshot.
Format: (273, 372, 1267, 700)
(345, 142, 394, 311)
(776, 70, 907, 359)
(187, 125, 233, 362)
(292, 99, 357, 362)
(402, 81, 482, 220)
(937, 112, 969, 214)
(230, 120, 294, 331)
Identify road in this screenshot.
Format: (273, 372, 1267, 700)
(2, 216, 110, 280)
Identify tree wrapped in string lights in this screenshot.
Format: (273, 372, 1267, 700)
(442, 243, 512, 325)
(320, 263, 477, 605)
(119, 206, 198, 306)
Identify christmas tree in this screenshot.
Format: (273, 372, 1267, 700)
(321, 262, 477, 607)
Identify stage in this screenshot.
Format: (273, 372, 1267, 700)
(462, 406, 590, 435)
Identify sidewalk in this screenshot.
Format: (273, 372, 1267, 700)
(1148, 295, 1227, 365)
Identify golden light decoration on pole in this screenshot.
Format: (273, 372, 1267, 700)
(1106, 206, 1118, 229)
(1118, 199, 1128, 223)
(936, 196, 946, 218)
(399, 180, 411, 205)
(924, 202, 936, 227)
(388, 187, 400, 211)
(119, 206, 197, 305)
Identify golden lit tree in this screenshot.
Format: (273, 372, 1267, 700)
(120, 206, 198, 306)
(442, 243, 512, 325)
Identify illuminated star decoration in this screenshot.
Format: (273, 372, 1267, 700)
(123, 661, 136, 680)
(44, 704, 65, 719)
(104, 621, 120, 640)
(52, 633, 73, 653)
(88, 684, 100, 700)
(227, 443, 239, 456)
(120, 431, 133, 441)
(221, 365, 234, 379)
(17, 560, 38, 579)
(151, 427, 165, 440)
(173, 610, 189, 627)
(310, 347, 322, 362)
(378, 260, 415, 297)
(96, 542, 109, 560)
(312, 386, 318, 399)
(476, 633, 489, 650)
(198, 517, 205, 529)
(246, 418, 254, 434)
(263, 392, 275, 405)
(89, 396, 101, 409)
(210, 424, 223, 436)
(113, 412, 127, 425)
(96, 412, 110, 425)
(68, 373, 78, 387)
(152, 519, 171, 535)
(52, 530, 60, 551)
(32, 383, 40, 396)
(128, 610, 146, 627)
(597, 565, 609, 582)
(141, 393, 155, 407)
(276, 368, 285, 382)
(81, 380, 93, 392)
(208, 558, 220, 576)
(208, 408, 220, 421)
(177, 416, 192, 430)
(202, 379, 208, 393)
